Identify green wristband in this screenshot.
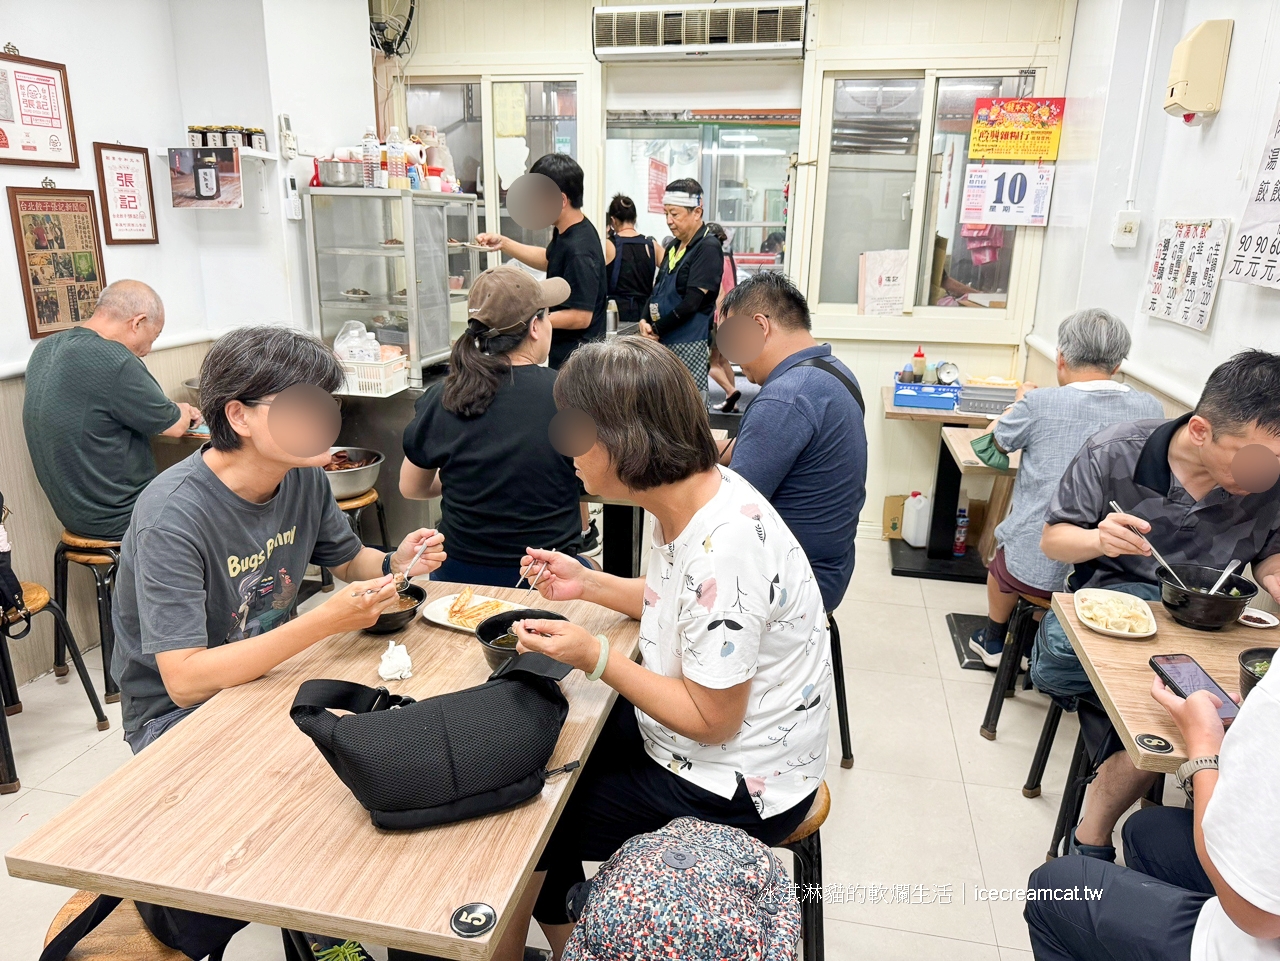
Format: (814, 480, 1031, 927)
(586, 634, 610, 681)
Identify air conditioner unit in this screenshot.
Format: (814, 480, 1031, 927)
(593, 2, 806, 62)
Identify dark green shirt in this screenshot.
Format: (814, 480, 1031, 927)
(23, 327, 180, 539)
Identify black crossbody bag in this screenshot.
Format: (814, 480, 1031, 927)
(291, 651, 576, 830)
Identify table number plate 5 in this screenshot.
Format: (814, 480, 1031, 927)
(450, 902, 497, 938)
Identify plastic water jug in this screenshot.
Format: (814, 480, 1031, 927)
(902, 491, 930, 548)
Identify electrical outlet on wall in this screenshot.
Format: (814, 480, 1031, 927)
(1111, 210, 1142, 248)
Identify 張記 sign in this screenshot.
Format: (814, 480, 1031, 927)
(961, 164, 1055, 227)
(1227, 91, 1280, 289)
(1143, 219, 1229, 332)
(968, 98, 1065, 162)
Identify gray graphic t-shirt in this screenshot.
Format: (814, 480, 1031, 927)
(111, 450, 363, 733)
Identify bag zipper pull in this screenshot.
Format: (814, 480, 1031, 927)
(542, 760, 581, 779)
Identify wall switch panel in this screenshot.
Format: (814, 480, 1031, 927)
(1111, 210, 1141, 248)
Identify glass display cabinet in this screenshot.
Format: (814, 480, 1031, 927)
(301, 187, 480, 389)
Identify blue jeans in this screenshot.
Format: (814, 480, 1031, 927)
(1025, 806, 1212, 961)
(1031, 582, 1162, 710)
(125, 705, 198, 754)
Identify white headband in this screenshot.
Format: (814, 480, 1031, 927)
(663, 190, 702, 208)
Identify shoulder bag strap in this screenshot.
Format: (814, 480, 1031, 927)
(794, 357, 866, 417)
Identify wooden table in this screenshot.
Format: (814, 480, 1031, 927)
(940, 426, 1020, 477)
(881, 386, 995, 585)
(6, 582, 640, 959)
(1053, 593, 1269, 772)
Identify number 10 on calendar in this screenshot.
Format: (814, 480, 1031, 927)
(961, 163, 1056, 227)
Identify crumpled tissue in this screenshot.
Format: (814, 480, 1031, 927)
(378, 640, 413, 680)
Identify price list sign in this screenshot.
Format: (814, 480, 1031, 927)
(1143, 219, 1229, 331)
(1229, 92, 1280, 289)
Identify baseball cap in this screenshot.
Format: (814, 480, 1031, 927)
(467, 264, 569, 333)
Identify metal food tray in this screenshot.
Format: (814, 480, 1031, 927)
(958, 384, 1017, 416)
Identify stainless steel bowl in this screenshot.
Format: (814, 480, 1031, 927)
(324, 447, 384, 499)
(317, 160, 363, 188)
(182, 376, 200, 405)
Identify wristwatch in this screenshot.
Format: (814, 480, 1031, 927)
(1176, 755, 1219, 800)
(382, 552, 394, 577)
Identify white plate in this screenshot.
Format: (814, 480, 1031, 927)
(420, 592, 517, 634)
(340, 291, 369, 300)
(1239, 607, 1280, 629)
(1074, 589, 1157, 639)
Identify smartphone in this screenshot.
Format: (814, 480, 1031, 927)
(1150, 654, 1239, 724)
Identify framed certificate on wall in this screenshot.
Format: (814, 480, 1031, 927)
(0, 52, 79, 168)
(94, 142, 158, 244)
(7, 187, 106, 339)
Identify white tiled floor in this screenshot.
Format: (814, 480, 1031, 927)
(3, 537, 1093, 959)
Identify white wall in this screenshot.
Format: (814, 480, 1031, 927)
(1034, 0, 1280, 398)
(0, 0, 209, 371)
(605, 64, 804, 112)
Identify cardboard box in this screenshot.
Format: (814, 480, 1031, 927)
(883, 495, 907, 539)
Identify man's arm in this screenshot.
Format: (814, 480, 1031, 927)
(1250, 550, 1280, 606)
(474, 234, 548, 271)
(549, 308, 593, 330)
(159, 403, 201, 437)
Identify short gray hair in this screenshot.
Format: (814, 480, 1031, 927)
(1056, 308, 1131, 372)
(92, 280, 164, 325)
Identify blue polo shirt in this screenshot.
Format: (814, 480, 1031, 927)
(730, 344, 867, 611)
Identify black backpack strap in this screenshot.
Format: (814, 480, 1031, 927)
(489, 651, 574, 682)
(38, 895, 124, 961)
(291, 679, 413, 715)
(794, 357, 865, 417)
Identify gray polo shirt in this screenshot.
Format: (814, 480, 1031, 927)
(993, 382, 1163, 591)
(1045, 414, 1280, 590)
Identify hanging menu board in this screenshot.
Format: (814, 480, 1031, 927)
(968, 98, 1065, 161)
(1143, 218, 1229, 331)
(1227, 91, 1280, 289)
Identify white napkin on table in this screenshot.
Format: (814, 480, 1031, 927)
(378, 640, 413, 680)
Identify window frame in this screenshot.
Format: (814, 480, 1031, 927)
(805, 65, 1046, 346)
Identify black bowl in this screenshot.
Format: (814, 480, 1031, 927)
(475, 608, 568, 671)
(1239, 646, 1276, 701)
(1157, 565, 1258, 631)
(363, 583, 426, 635)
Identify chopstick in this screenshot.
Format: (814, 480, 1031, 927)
(1108, 500, 1189, 589)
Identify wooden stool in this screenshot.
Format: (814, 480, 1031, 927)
(54, 531, 121, 702)
(781, 781, 830, 961)
(336, 488, 390, 550)
(980, 593, 1052, 740)
(827, 615, 853, 769)
(2, 582, 108, 794)
(44, 890, 185, 960)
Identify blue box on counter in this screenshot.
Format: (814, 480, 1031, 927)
(892, 376, 961, 411)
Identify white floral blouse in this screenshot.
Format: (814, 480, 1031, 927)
(636, 466, 831, 818)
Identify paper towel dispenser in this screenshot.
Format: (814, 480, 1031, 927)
(1164, 19, 1234, 125)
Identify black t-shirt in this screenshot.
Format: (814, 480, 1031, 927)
(545, 216, 607, 368)
(402, 365, 583, 566)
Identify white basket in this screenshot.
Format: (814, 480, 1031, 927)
(337, 355, 410, 397)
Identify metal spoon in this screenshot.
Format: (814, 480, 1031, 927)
(1108, 500, 1189, 590)
(1208, 559, 1242, 596)
(397, 534, 435, 593)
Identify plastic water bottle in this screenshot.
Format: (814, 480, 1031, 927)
(361, 126, 379, 189)
(387, 126, 406, 189)
(953, 507, 970, 557)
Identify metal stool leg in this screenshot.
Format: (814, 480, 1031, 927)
(786, 832, 825, 961)
(90, 565, 119, 703)
(1023, 702, 1063, 798)
(320, 567, 334, 592)
(43, 600, 108, 731)
(1048, 730, 1090, 860)
(0, 693, 17, 793)
(827, 615, 853, 769)
(980, 601, 1028, 741)
(52, 542, 70, 676)
(376, 499, 391, 552)
(345, 506, 366, 543)
(0, 632, 21, 715)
